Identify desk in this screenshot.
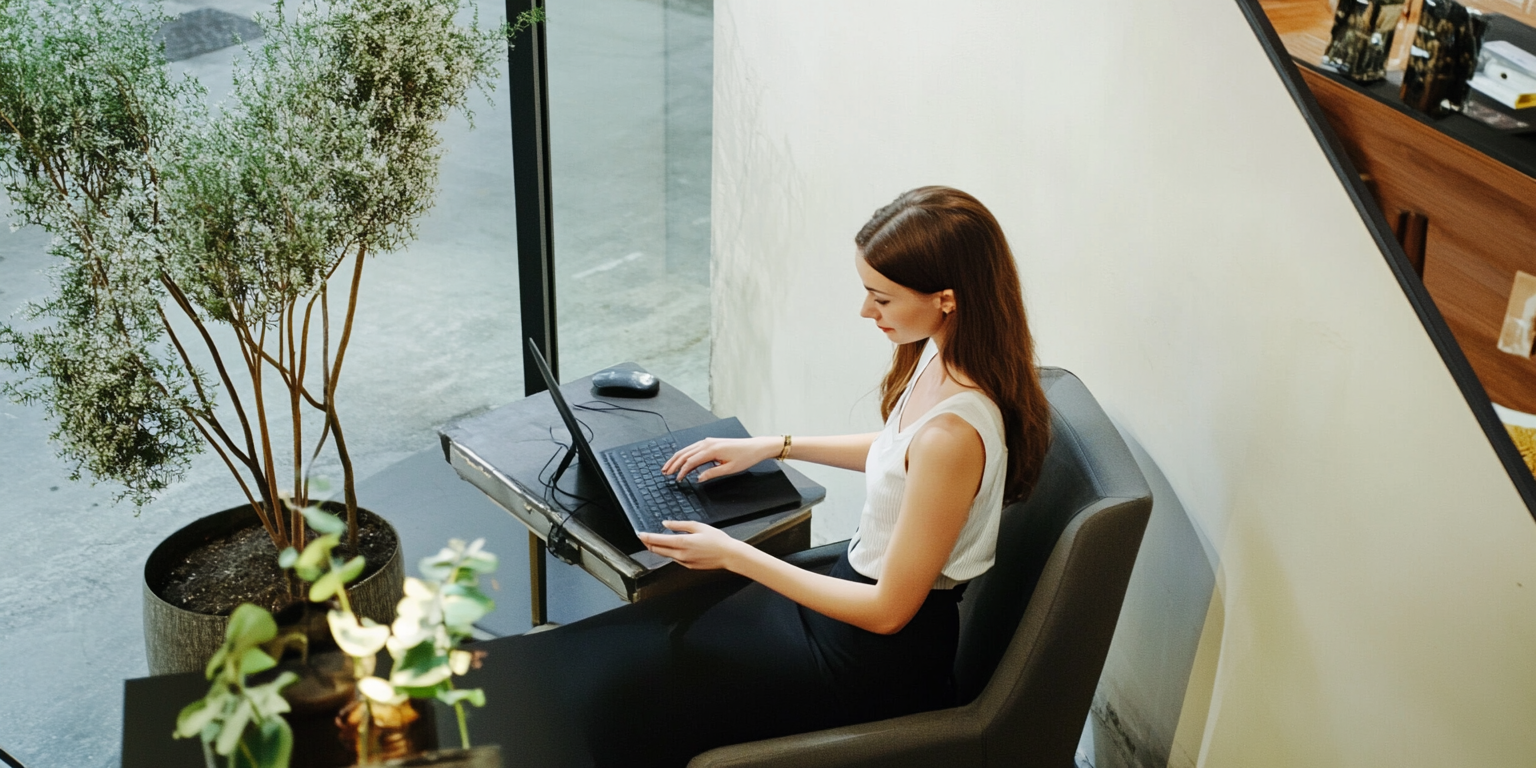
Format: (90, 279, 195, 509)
(438, 364, 824, 620)
(122, 655, 457, 768)
(122, 630, 662, 767)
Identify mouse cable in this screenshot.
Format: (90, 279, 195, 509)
(572, 400, 674, 436)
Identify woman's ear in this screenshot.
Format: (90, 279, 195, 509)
(939, 289, 956, 316)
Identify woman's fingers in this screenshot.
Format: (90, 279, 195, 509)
(663, 439, 715, 478)
(661, 440, 700, 475)
(639, 521, 718, 569)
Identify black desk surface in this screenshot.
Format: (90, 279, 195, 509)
(123, 631, 626, 767)
(123, 648, 515, 768)
(438, 364, 825, 602)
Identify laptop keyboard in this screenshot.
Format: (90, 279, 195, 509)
(603, 437, 706, 534)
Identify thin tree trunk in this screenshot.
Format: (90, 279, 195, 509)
(327, 247, 368, 546)
(247, 319, 287, 548)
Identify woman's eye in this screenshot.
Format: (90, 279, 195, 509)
(875, 299, 890, 306)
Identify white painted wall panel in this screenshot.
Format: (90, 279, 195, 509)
(712, 0, 1536, 763)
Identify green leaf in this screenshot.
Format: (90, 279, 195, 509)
(392, 684, 443, 701)
(215, 698, 254, 756)
(441, 585, 493, 630)
(174, 696, 221, 739)
(245, 672, 298, 718)
(327, 610, 390, 657)
(277, 547, 298, 569)
(241, 716, 292, 768)
(226, 604, 278, 648)
(334, 555, 366, 585)
(299, 505, 346, 536)
(204, 646, 229, 680)
(309, 571, 341, 602)
(391, 659, 452, 689)
(294, 534, 339, 582)
(358, 676, 405, 705)
(458, 540, 497, 574)
(390, 635, 452, 688)
(436, 688, 486, 708)
(418, 550, 455, 582)
(238, 648, 277, 676)
(393, 637, 444, 674)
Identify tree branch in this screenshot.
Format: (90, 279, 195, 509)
(185, 408, 280, 549)
(327, 245, 367, 393)
(159, 273, 264, 478)
(244, 314, 286, 546)
(286, 295, 304, 509)
(154, 303, 253, 467)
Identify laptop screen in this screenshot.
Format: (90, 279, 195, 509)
(525, 338, 625, 512)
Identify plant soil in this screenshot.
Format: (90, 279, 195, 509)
(155, 509, 397, 616)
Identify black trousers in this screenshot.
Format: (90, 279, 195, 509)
(480, 553, 965, 767)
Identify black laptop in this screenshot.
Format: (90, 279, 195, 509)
(527, 339, 803, 535)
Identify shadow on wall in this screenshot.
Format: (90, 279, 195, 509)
(1078, 426, 1223, 768)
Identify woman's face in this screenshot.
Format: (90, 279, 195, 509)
(855, 252, 953, 345)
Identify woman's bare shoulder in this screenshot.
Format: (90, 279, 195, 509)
(909, 412, 984, 460)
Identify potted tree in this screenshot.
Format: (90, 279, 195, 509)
(0, 0, 539, 674)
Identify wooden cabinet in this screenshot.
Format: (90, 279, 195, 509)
(1261, 0, 1536, 413)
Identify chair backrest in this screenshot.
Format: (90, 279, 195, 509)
(953, 367, 1153, 764)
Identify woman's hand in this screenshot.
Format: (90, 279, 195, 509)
(661, 435, 781, 482)
(637, 521, 746, 571)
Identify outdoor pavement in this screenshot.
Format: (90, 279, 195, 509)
(0, 0, 712, 765)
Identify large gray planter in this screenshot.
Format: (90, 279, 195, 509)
(142, 503, 405, 676)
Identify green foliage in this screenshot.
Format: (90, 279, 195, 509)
(175, 604, 298, 768)
(0, 0, 208, 506)
(0, 0, 539, 524)
(278, 503, 361, 602)
(283, 530, 501, 750)
(386, 538, 497, 748)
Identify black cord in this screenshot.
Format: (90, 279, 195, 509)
(571, 400, 673, 434)
(537, 428, 593, 565)
(537, 401, 694, 563)
(0, 745, 27, 768)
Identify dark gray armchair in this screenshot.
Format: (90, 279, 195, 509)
(689, 368, 1154, 768)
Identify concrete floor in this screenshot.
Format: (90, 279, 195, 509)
(0, 1, 711, 764)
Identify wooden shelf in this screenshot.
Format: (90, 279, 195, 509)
(1259, 0, 1536, 413)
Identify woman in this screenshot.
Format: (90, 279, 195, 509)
(494, 187, 1050, 767)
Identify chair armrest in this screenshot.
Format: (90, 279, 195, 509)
(780, 540, 848, 574)
(688, 706, 986, 768)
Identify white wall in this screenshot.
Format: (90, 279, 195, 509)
(711, 0, 1536, 764)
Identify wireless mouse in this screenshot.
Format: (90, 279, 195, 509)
(592, 368, 660, 398)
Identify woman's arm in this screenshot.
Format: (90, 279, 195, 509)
(642, 414, 984, 634)
(663, 432, 879, 481)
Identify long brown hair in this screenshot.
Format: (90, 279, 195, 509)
(855, 186, 1050, 504)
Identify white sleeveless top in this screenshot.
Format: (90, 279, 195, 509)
(847, 339, 1008, 589)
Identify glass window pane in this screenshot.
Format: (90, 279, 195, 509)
(0, 1, 517, 761)
(546, 0, 713, 406)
